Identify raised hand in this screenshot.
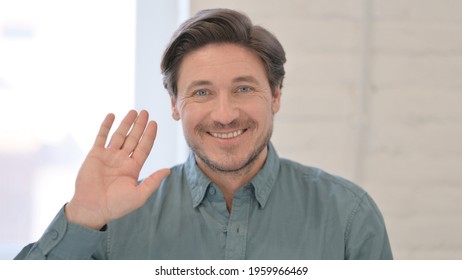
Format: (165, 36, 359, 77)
(65, 110, 170, 230)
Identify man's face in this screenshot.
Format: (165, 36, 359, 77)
(173, 43, 281, 174)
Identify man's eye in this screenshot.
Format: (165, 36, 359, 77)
(194, 89, 208, 96)
(236, 86, 253, 93)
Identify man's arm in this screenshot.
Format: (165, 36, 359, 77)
(344, 192, 393, 260)
(15, 110, 170, 259)
(14, 207, 105, 259)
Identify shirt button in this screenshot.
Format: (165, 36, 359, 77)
(49, 230, 59, 240)
(208, 187, 216, 196)
(221, 226, 227, 233)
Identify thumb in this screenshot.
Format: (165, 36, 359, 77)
(137, 168, 171, 202)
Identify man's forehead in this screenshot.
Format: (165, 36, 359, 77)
(180, 43, 263, 69)
(177, 44, 268, 91)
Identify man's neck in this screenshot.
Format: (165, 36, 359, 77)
(196, 147, 268, 211)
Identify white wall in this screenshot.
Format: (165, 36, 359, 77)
(135, 0, 189, 179)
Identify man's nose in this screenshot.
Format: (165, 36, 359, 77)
(210, 92, 239, 125)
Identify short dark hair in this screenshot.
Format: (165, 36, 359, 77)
(161, 8, 286, 99)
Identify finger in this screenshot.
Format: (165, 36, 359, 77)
(121, 110, 149, 154)
(107, 110, 138, 149)
(93, 113, 115, 148)
(131, 120, 157, 167)
(137, 168, 171, 204)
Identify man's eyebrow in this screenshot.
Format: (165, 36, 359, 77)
(184, 76, 260, 93)
(232, 75, 260, 84)
(185, 80, 213, 93)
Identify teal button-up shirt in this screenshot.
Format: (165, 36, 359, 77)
(16, 143, 392, 259)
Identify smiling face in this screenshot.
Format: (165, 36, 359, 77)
(173, 43, 281, 176)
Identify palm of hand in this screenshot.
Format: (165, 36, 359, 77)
(66, 111, 170, 230)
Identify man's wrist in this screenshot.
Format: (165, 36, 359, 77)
(65, 202, 106, 231)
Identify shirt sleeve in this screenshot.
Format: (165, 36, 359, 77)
(14, 205, 106, 260)
(344, 193, 393, 260)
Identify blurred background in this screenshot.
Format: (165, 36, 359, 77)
(1, 0, 461, 259)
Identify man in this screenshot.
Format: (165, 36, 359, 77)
(16, 8, 392, 259)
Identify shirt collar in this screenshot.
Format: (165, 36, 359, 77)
(185, 142, 281, 208)
(249, 142, 280, 208)
(184, 152, 212, 208)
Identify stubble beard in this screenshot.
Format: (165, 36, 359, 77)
(186, 119, 273, 176)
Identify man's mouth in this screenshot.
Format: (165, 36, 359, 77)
(209, 129, 245, 139)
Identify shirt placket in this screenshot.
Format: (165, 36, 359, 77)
(224, 185, 252, 260)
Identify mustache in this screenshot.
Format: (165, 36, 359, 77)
(196, 118, 256, 131)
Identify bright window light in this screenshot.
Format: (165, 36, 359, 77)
(0, 0, 136, 259)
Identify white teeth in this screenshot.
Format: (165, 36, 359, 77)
(210, 129, 244, 139)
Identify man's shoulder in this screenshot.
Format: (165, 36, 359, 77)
(278, 157, 367, 199)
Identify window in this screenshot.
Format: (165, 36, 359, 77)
(0, 0, 188, 259)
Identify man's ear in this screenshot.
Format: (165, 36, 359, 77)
(170, 96, 180, 121)
(272, 87, 281, 114)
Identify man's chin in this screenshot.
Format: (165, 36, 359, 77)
(190, 136, 271, 175)
(198, 156, 250, 173)
(195, 147, 266, 174)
